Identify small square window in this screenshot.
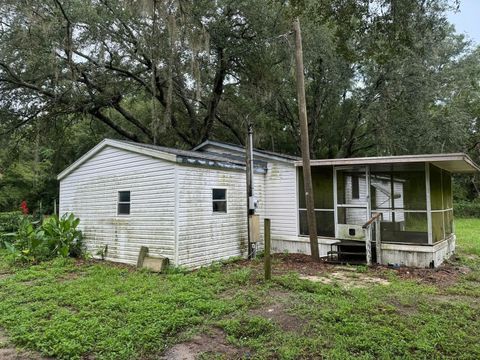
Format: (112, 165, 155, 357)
(118, 191, 131, 215)
(212, 189, 227, 213)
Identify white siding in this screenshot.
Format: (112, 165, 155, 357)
(264, 162, 299, 240)
(176, 165, 266, 268)
(59, 146, 176, 265)
(343, 176, 368, 225)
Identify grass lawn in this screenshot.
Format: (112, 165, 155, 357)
(0, 218, 479, 359)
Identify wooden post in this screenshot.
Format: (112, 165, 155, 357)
(365, 228, 372, 266)
(375, 219, 382, 265)
(246, 122, 253, 259)
(293, 18, 319, 261)
(264, 218, 271, 281)
(137, 246, 149, 269)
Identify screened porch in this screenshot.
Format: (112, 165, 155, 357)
(297, 154, 478, 246)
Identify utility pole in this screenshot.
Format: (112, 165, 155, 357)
(293, 18, 319, 261)
(246, 121, 255, 259)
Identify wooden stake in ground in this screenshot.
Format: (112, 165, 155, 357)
(264, 218, 271, 281)
(293, 18, 319, 261)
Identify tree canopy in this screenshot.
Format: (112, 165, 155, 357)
(1, 0, 479, 212)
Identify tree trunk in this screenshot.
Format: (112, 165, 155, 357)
(293, 18, 319, 261)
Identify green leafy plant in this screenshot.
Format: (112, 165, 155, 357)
(42, 213, 84, 258)
(3, 213, 84, 263)
(3, 217, 47, 262)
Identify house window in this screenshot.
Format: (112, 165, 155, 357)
(212, 189, 227, 213)
(117, 191, 131, 215)
(352, 175, 360, 199)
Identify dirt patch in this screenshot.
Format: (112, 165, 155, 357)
(74, 258, 137, 272)
(0, 328, 50, 360)
(0, 273, 11, 280)
(390, 264, 470, 287)
(238, 254, 470, 289)
(388, 298, 418, 316)
(270, 253, 337, 276)
(299, 272, 390, 289)
(248, 290, 302, 332)
(161, 328, 246, 360)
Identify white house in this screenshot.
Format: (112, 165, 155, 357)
(58, 139, 479, 268)
(58, 139, 298, 268)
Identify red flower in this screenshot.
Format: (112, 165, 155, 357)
(20, 200, 29, 215)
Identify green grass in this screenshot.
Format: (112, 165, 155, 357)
(0, 218, 479, 359)
(455, 218, 480, 257)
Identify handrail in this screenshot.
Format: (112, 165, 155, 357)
(362, 212, 383, 229)
(362, 212, 383, 266)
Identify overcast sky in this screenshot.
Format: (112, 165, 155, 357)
(447, 0, 480, 45)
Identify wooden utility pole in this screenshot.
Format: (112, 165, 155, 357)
(293, 18, 319, 261)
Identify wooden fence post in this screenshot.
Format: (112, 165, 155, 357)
(264, 218, 271, 281)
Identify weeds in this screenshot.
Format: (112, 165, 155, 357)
(0, 218, 478, 359)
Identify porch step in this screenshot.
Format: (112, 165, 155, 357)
(328, 251, 366, 256)
(324, 240, 377, 265)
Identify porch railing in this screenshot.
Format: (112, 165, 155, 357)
(362, 212, 383, 266)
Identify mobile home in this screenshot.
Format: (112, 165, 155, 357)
(58, 139, 479, 268)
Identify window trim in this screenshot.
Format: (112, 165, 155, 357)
(117, 190, 131, 216)
(212, 188, 227, 213)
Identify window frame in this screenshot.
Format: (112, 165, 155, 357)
(117, 190, 131, 216)
(212, 188, 227, 213)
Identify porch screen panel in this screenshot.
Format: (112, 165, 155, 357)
(298, 166, 334, 238)
(430, 164, 443, 211)
(442, 170, 452, 209)
(299, 210, 335, 237)
(444, 210, 453, 237)
(370, 165, 428, 244)
(429, 164, 453, 243)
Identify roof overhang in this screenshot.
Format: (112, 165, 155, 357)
(295, 153, 480, 174)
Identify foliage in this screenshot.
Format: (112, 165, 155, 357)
(0, 0, 480, 212)
(0, 219, 479, 359)
(0, 211, 25, 246)
(42, 213, 84, 258)
(0, 211, 23, 234)
(3, 213, 83, 263)
(454, 200, 480, 218)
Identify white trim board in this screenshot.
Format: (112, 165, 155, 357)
(298, 153, 479, 174)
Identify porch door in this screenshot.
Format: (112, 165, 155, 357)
(334, 166, 370, 240)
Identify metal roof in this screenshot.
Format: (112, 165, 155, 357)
(121, 141, 245, 165)
(193, 140, 300, 162)
(297, 153, 480, 173)
(58, 139, 269, 180)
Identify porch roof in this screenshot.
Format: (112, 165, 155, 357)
(295, 153, 480, 174)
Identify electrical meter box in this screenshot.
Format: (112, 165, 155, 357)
(248, 196, 258, 211)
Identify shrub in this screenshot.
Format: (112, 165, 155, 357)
(0, 211, 24, 232)
(0, 211, 26, 247)
(42, 213, 84, 258)
(454, 200, 480, 218)
(3, 213, 84, 263)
